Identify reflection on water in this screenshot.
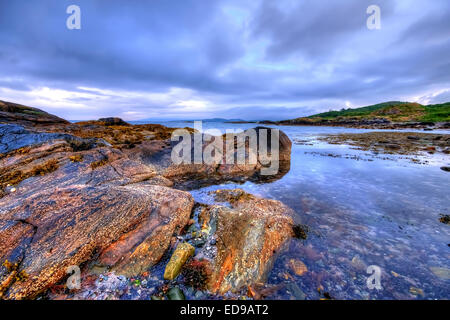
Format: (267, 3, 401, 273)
(153, 121, 450, 300)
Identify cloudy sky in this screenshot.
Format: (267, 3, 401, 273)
(0, 0, 449, 120)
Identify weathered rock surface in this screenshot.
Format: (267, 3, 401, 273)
(195, 189, 294, 294)
(138, 127, 292, 188)
(0, 221, 35, 298)
(0, 184, 193, 299)
(0, 124, 105, 155)
(0, 100, 293, 299)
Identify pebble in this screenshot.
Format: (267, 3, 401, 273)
(409, 287, 424, 297)
(288, 259, 308, 276)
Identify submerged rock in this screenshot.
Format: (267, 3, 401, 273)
(439, 214, 450, 225)
(430, 267, 450, 280)
(167, 287, 185, 300)
(288, 259, 308, 276)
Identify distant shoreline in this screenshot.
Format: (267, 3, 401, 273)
(227, 119, 450, 131)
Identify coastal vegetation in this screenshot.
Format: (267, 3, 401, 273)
(299, 101, 450, 123)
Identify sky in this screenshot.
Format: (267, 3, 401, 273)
(0, 0, 449, 121)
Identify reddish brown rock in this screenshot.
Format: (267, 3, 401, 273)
(0, 184, 193, 299)
(0, 221, 35, 298)
(200, 189, 294, 294)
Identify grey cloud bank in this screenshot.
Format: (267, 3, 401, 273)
(0, 0, 449, 120)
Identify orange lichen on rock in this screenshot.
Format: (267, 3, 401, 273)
(0, 158, 59, 196)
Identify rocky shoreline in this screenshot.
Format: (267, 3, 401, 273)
(0, 100, 297, 300)
(235, 119, 450, 130)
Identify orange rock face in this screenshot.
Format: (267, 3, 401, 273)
(0, 185, 193, 299)
(201, 189, 295, 294)
(0, 221, 35, 298)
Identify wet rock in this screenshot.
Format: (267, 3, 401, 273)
(439, 214, 450, 225)
(409, 287, 424, 297)
(391, 271, 400, 278)
(199, 189, 294, 294)
(140, 127, 292, 187)
(0, 184, 193, 299)
(351, 256, 367, 271)
(181, 259, 211, 290)
(163, 243, 195, 280)
(292, 224, 309, 240)
(440, 166, 450, 172)
(288, 259, 308, 276)
(167, 287, 185, 300)
(319, 131, 450, 158)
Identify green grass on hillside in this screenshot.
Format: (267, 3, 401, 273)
(421, 102, 450, 122)
(307, 102, 409, 119)
(305, 101, 450, 122)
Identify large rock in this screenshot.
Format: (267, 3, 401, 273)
(96, 117, 130, 126)
(0, 184, 193, 299)
(0, 123, 104, 154)
(136, 127, 292, 187)
(196, 189, 294, 294)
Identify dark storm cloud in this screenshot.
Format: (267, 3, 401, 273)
(250, 0, 396, 59)
(0, 0, 449, 120)
(0, 0, 243, 92)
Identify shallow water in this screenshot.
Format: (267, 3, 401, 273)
(148, 121, 450, 300)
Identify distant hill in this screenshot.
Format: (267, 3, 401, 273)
(0, 100, 69, 125)
(294, 101, 450, 123)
